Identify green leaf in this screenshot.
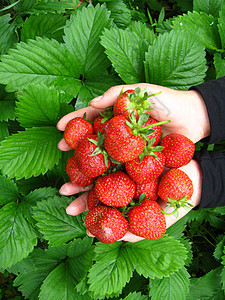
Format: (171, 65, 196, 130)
(24, 0, 74, 15)
(193, 0, 223, 18)
(32, 196, 86, 246)
(173, 11, 221, 50)
(21, 13, 67, 43)
(67, 237, 95, 282)
(124, 292, 148, 300)
(14, 246, 68, 300)
(186, 266, 223, 299)
(0, 37, 81, 92)
(101, 28, 146, 84)
(125, 236, 187, 279)
(0, 202, 37, 270)
(0, 14, 18, 54)
(0, 85, 16, 122)
(16, 84, 61, 127)
(0, 127, 62, 179)
(149, 266, 190, 300)
(0, 175, 18, 205)
(21, 187, 58, 224)
(218, 3, 225, 49)
(63, 4, 112, 77)
(0, 122, 9, 142)
(144, 30, 207, 90)
(129, 21, 156, 48)
(39, 262, 79, 300)
(88, 242, 134, 298)
(104, 0, 132, 28)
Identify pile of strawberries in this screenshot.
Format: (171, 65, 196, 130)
(64, 88, 195, 244)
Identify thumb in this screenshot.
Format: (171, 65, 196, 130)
(90, 85, 124, 109)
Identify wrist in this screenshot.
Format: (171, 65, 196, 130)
(188, 90, 211, 141)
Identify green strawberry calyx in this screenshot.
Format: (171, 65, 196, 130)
(126, 87, 161, 116)
(162, 195, 194, 218)
(88, 133, 109, 167)
(126, 112, 170, 143)
(99, 107, 114, 123)
(139, 140, 164, 161)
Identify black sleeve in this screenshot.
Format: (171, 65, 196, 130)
(190, 76, 225, 144)
(194, 151, 225, 209)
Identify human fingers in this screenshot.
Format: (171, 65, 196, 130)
(60, 182, 93, 196)
(57, 106, 100, 131)
(120, 231, 145, 243)
(58, 138, 73, 151)
(66, 192, 89, 215)
(90, 83, 150, 109)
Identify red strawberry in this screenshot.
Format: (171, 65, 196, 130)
(158, 168, 194, 216)
(104, 115, 145, 162)
(87, 188, 102, 210)
(95, 171, 136, 207)
(64, 117, 93, 149)
(113, 88, 155, 120)
(143, 117, 162, 146)
(128, 200, 166, 239)
(125, 149, 165, 184)
(134, 178, 159, 201)
(85, 205, 128, 244)
(74, 134, 110, 178)
(93, 107, 114, 134)
(66, 155, 95, 187)
(160, 133, 195, 168)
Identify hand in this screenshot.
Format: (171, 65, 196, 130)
(57, 83, 206, 242)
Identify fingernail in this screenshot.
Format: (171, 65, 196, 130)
(90, 95, 103, 103)
(60, 186, 67, 195)
(66, 205, 77, 215)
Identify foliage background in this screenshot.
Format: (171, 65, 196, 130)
(0, 0, 225, 299)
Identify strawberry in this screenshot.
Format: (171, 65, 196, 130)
(113, 88, 156, 120)
(64, 117, 93, 149)
(125, 145, 165, 184)
(66, 155, 95, 187)
(143, 117, 162, 146)
(74, 134, 110, 178)
(85, 205, 128, 244)
(134, 178, 159, 201)
(87, 188, 102, 210)
(160, 133, 195, 168)
(104, 115, 145, 162)
(128, 200, 166, 239)
(95, 171, 136, 207)
(93, 107, 114, 134)
(157, 168, 194, 216)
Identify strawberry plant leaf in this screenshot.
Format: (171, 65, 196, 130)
(21, 13, 67, 43)
(129, 21, 156, 48)
(125, 236, 187, 279)
(123, 292, 148, 299)
(0, 202, 37, 270)
(63, 4, 112, 77)
(88, 242, 134, 298)
(0, 85, 16, 122)
(0, 127, 62, 179)
(149, 266, 190, 300)
(193, 0, 223, 18)
(186, 266, 223, 299)
(32, 196, 86, 246)
(0, 175, 18, 205)
(172, 11, 221, 50)
(0, 14, 18, 54)
(23, 0, 74, 15)
(145, 30, 207, 90)
(21, 187, 58, 224)
(100, 28, 146, 84)
(16, 84, 61, 127)
(0, 37, 81, 93)
(218, 3, 225, 49)
(38, 262, 79, 300)
(0, 122, 9, 143)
